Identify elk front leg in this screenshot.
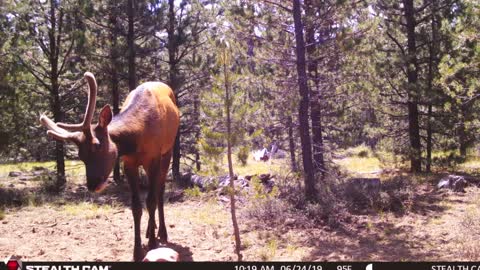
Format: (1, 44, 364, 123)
(157, 151, 172, 243)
(125, 164, 143, 262)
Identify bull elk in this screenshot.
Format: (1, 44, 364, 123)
(40, 72, 180, 261)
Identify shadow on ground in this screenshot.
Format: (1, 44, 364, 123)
(303, 176, 462, 261)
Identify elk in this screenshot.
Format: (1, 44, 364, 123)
(39, 72, 180, 261)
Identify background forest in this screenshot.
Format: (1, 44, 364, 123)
(0, 0, 480, 262)
(2, 0, 480, 194)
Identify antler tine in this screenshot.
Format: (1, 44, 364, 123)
(39, 113, 79, 141)
(57, 72, 98, 134)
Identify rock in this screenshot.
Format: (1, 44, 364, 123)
(270, 149, 287, 159)
(285, 218, 295, 226)
(190, 174, 216, 191)
(437, 175, 468, 192)
(167, 190, 184, 203)
(259, 174, 271, 182)
(345, 178, 381, 206)
(235, 178, 249, 188)
(263, 178, 275, 193)
(218, 175, 237, 187)
(8, 171, 22, 177)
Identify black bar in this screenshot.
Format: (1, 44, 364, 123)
(0, 262, 474, 270)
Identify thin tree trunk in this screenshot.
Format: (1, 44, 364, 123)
(293, 0, 317, 201)
(305, 0, 325, 175)
(167, 0, 182, 185)
(403, 0, 422, 173)
(459, 107, 468, 158)
(127, 0, 136, 91)
(49, 0, 65, 190)
(110, 1, 122, 183)
(287, 115, 298, 172)
(223, 48, 242, 262)
(426, 104, 433, 172)
(194, 92, 201, 171)
(426, 0, 438, 173)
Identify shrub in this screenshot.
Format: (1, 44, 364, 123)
(236, 146, 249, 166)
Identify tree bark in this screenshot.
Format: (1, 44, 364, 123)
(110, 0, 122, 183)
(193, 92, 201, 171)
(305, 0, 325, 175)
(127, 0, 136, 91)
(403, 0, 422, 173)
(459, 107, 468, 158)
(287, 115, 298, 172)
(293, 0, 317, 201)
(426, 0, 438, 173)
(223, 48, 242, 262)
(49, 0, 65, 190)
(167, 0, 182, 185)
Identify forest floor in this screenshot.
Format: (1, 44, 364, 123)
(1, 152, 480, 261)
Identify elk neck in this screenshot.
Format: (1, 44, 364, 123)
(108, 113, 139, 157)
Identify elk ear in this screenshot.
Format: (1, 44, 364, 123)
(99, 105, 113, 128)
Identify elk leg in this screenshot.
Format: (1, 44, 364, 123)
(146, 159, 161, 249)
(125, 164, 143, 262)
(157, 151, 172, 243)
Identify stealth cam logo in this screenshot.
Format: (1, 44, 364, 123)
(2, 256, 22, 270)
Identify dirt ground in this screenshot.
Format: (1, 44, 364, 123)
(1, 172, 480, 261)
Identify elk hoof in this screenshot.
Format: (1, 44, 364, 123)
(133, 247, 144, 262)
(148, 238, 158, 250)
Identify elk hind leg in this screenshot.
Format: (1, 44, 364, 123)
(146, 159, 161, 249)
(158, 150, 172, 243)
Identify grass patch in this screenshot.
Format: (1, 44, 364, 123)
(0, 208, 5, 220)
(335, 156, 382, 175)
(63, 201, 115, 218)
(184, 186, 202, 198)
(258, 238, 279, 261)
(0, 160, 84, 179)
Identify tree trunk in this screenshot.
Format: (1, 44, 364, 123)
(287, 115, 298, 172)
(305, 0, 325, 175)
(167, 0, 182, 185)
(52, 83, 66, 190)
(49, 0, 65, 190)
(403, 0, 422, 173)
(110, 1, 122, 183)
(223, 48, 242, 262)
(293, 0, 317, 201)
(459, 108, 468, 158)
(426, 104, 433, 172)
(426, 0, 438, 173)
(127, 0, 136, 91)
(194, 92, 201, 171)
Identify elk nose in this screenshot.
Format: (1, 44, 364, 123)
(87, 180, 100, 192)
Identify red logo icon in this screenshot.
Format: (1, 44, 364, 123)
(6, 260, 19, 270)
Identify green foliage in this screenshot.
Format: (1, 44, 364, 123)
(236, 146, 249, 166)
(251, 176, 279, 200)
(184, 186, 202, 198)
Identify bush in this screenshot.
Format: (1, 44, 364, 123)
(236, 146, 249, 166)
(345, 144, 373, 158)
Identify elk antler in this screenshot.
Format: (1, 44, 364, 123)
(39, 72, 97, 141)
(39, 112, 82, 141)
(56, 72, 98, 136)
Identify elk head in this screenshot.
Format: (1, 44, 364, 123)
(40, 72, 118, 193)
